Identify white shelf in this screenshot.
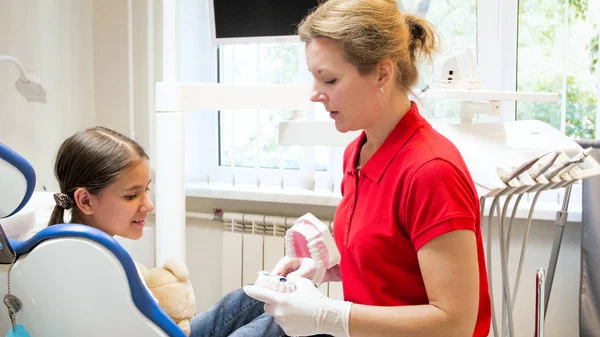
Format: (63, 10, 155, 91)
(279, 120, 359, 146)
(155, 82, 311, 112)
(423, 88, 560, 102)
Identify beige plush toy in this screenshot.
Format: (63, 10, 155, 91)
(137, 258, 196, 336)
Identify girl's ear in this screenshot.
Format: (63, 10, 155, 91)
(73, 188, 94, 215)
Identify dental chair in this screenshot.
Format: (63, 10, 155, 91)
(0, 142, 186, 336)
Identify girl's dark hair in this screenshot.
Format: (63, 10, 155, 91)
(48, 126, 149, 226)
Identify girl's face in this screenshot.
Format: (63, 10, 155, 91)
(85, 159, 154, 240)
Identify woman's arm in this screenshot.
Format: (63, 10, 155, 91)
(349, 229, 479, 337)
(242, 229, 479, 337)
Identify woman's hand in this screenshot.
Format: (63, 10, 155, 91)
(271, 256, 341, 286)
(244, 276, 352, 337)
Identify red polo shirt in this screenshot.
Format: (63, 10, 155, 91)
(333, 102, 491, 337)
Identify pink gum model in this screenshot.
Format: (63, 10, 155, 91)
(285, 213, 340, 269)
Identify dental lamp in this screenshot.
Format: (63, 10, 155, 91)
(0, 55, 47, 104)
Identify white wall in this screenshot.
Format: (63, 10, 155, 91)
(0, 0, 95, 192)
(92, 0, 131, 137)
(92, 0, 153, 158)
(0, 0, 154, 192)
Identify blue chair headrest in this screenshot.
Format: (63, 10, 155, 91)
(0, 142, 36, 218)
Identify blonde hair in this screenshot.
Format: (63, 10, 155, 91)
(298, 0, 438, 91)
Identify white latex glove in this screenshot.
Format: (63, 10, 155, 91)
(243, 276, 352, 337)
(272, 256, 342, 286)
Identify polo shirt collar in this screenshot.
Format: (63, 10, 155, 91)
(347, 101, 426, 183)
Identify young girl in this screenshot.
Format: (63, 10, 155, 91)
(48, 126, 154, 237)
(48, 126, 282, 337)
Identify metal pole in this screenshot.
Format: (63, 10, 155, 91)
(544, 184, 572, 316)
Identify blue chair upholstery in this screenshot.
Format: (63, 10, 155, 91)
(0, 142, 36, 218)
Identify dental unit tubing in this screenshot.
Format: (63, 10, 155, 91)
(509, 173, 538, 195)
(487, 149, 593, 337)
(487, 147, 596, 337)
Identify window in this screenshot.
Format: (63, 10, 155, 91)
(514, 0, 598, 208)
(516, 0, 599, 140)
(218, 43, 304, 171)
(216, 43, 335, 192)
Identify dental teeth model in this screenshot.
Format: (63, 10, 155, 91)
(254, 271, 296, 293)
(285, 213, 340, 270)
(254, 213, 340, 292)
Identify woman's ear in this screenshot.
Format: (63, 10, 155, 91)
(73, 188, 94, 215)
(376, 58, 394, 89)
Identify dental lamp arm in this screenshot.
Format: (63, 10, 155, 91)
(0, 55, 27, 78)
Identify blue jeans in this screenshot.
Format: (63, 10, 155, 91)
(189, 288, 284, 337)
(189, 288, 331, 337)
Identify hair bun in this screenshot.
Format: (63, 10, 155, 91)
(403, 13, 437, 62)
(405, 15, 425, 41)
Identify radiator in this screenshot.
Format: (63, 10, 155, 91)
(193, 211, 345, 300)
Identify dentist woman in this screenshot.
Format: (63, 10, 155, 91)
(243, 1, 492, 336)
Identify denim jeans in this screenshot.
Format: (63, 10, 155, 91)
(189, 288, 332, 337)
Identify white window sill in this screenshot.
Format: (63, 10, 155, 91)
(186, 182, 583, 223)
(186, 182, 342, 207)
